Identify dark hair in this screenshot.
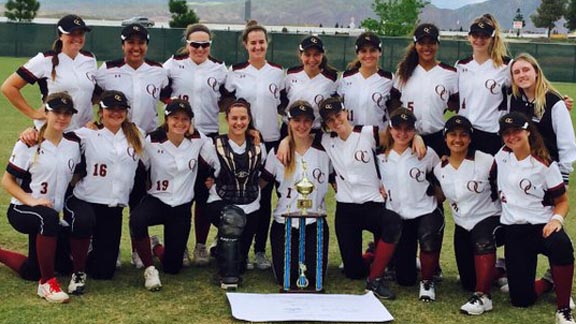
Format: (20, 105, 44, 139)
(242, 20, 268, 44)
(177, 23, 212, 55)
(396, 23, 439, 86)
(50, 38, 63, 81)
(225, 98, 257, 132)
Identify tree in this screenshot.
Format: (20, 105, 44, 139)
(169, 0, 199, 28)
(566, 0, 576, 31)
(4, 0, 40, 23)
(361, 0, 429, 36)
(531, 0, 568, 38)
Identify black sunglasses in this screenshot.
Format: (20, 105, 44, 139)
(186, 40, 212, 49)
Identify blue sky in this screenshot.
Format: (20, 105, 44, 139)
(430, 0, 488, 9)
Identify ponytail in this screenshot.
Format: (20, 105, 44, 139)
(396, 44, 419, 87)
(51, 39, 63, 81)
(121, 121, 144, 156)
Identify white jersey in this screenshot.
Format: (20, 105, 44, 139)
(392, 63, 458, 135)
(17, 50, 97, 131)
(143, 129, 218, 207)
(207, 140, 266, 214)
(285, 66, 338, 128)
(72, 127, 143, 207)
(262, 147, 331, 227)
(6, 134, 81, 213)
(163, 55, 227, 135)
(321, 125, 383, 203)
(433, 150, 501, 230)
(494, 147, 566, 225)
(456, 56, 511, 133)
(95, 59, 169, 133)
(377, 146, 439, 219)
(337, 68, 393, 130)
(225, 61, 285, 142)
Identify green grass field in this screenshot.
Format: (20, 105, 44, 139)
(0, 56, 575, 324)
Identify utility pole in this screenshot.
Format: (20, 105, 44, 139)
(245, 0, 251, 22)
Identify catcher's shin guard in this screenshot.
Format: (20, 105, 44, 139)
(217, 205, 246, 289)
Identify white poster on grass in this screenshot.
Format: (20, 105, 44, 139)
(226, 291, 394, 322)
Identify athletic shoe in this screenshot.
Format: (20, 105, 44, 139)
(460, 292, 493, 315)
(433, 266, 444, 282)
(131, 250, 144, 269)
(182, 247, 192, 267)
(115, 252, 122, 269)
(37, 277, 70, 303)
(68, 272, 87, 295)
(383, 266, 396, 281)
(246, 257, 254, 270)
(556, 308, 576, 324)
(254, 252, 272, 270)
(192, 244, 209, 266)
(419, 280, 436, 302)
(144, 266, 162, 291)
(338, 262, 344, 270)
(365, 278, 396, 300)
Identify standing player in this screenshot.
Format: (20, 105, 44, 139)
(283, 35, 338, 131)
(390, 23, 458, 156)
(434, 116, 501, 315)
(63, 90, 143, 295)
(129, 100, 218, 291)
(1, 14, 96, 131)
(162, 23, 228, 266)
(94, 23, 169, 268)
(0, 93, 81, 303)
(224, 20, 285, 270)
(260, 101, 330, 288)
(337, 32, 393, 130)
(494, 112, 575, 324)
(377, 108, 442, 302)
(455, 14, 510, 155)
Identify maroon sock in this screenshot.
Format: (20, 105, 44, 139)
(552, 264, 574, 309)
(152, 244, 165, 263)
(0, 247, 28, 274)
(132, 237, 153, 268)
(368, 240, 395, 281)
(535, 279, 553, 296)
(194, 205, 211, 245)
(70, 238, 91, 273)
(36, 234, 57, 283)
(362, 251, 375, 266)
(474, 253, 496, 294)
(420, 251, 440, 281)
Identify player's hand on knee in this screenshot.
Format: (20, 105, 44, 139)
(19, 127, 38, 146)
(542, 219, 562, 238)
(26, 197, 54, 209)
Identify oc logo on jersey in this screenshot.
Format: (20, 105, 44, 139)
(146, 84, 160, 99)
(314, 94, 325, 106)
(466, 180, 484, 193)
(354, 150, 370, 163)
(312, 168, 326, 184)
(371, 92, 387, 108)
(269, 83, 279, 99)
(519, 178, 534, 195)
(127, 147, 137, 161)
(484, 79, 500, 95)
(68, 159, 76, 172)
(188, 158, 197, 170)
(435, 85, 448, 101)
(409, 167, 425, 182)
(207, 77, 219, 92)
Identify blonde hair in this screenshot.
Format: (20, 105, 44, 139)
(98, 108, 144, 155)
(471, 14, 509, 67)
(511, 53, 560, 119)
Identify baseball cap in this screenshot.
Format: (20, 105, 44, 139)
(443, 115, 473, 136)
(413, 23, 439, 43)
(499, 112, 529, 134)
(165, 99, 194, 118)
(355, 32, 382, 52)
(287, 101, 315, 120)
(319, 97, 344, 120)
(45, 95, 77, 114)
(57, 15, 91, 35)
(389, 108, 416, 128)
(469, 21, 495, 37)
(299, 35, 324, 53)
(121, 24, 150, 42)
(100, 90, 130, 109)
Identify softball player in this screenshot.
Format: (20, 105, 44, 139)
(1, 15, 96, 131)
(162, 23, 228, 266)
(377, 108, 442, 302)
(455, 14, 511, 155)
(0, 93, 81, 303)
(260, 101, 330, 288)
(509, 53, 576, 185)
(391, 23, 458, 156)
(129, 99, 218, 291)
(283, 35, 338, 130)
(63, 90, 143, 295)
(337, 32, 393, 130)
(205, 99, 266, 288)
(433, 116, 501, 315)
(224, 20, 285, 270)
(494, 112, 575, 324)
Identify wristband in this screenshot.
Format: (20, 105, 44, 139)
(550, 214, 565, 226)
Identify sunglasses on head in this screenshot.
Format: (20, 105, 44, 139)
(186, 40, 212, 48)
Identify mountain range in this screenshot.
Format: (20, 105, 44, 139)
(0, 0, 565, 33)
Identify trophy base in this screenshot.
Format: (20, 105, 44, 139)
(280, 287, 325, 293)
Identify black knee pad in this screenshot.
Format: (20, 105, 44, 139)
(546, 231, 575, 265)
(473, 237, 497, 255)
(380, 210, 402, 244)
(217, 205, 247, 279)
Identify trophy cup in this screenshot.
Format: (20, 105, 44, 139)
(282, 159, 326, 293)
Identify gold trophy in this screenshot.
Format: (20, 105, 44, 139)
(295, 160, 315, 216)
